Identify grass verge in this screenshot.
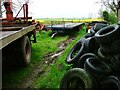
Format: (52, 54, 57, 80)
(2, 30, 69, 88)
(31, 26, 86, 88)
(3, 26, 86, 88)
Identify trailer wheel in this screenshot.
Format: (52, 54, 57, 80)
(18, 35, 31, 67)
(60, 68, 94, 90)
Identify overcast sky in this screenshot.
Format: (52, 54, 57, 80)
(10, 0, 104, 19)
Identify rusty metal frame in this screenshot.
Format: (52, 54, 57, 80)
(0, 25, 35, 49)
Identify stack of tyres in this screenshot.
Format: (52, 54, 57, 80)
(95, 24, 120, 72)
(84, 23, 108, 38)
(60, 23, 120, 90)
(66, 37, 99, 66)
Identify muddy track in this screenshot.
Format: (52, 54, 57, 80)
(17, 36, 75, 88)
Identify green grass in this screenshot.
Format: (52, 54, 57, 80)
(31, 30, 68, 63)
(31, 26, 86, 88)
(3, 30, 69, 88)
(3, 26, 86, 88)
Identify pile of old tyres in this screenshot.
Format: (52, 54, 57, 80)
(60, 23, 120, 90)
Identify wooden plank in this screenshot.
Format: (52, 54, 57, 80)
(0, 25, 35, 49)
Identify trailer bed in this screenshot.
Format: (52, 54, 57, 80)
(45, 23, 84, 33)
(51, 23, 84, 29)
(0, 25, 35, 49)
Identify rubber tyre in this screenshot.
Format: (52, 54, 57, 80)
(84, 37, 99, 54)
(60, 68, 93, 90)
(84, 27, 95, 38)
(18, 35, 31, 67)
(99, 76, 120, 90)
(66, 38, 86, 65)
(84, 33, 93, 38)
(84, 57, 111, 81)
(95, 24, 120, 44)
(100, 38, 120, 54)
(111, 54, 120, 73)
(77, 53, 98, 68)
(90, 27, 95, 34)
(93, 23, 108, 32)
(97, 48, 111, 63)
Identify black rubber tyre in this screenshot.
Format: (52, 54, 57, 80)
(84, 57, 111, 81)
(66, 38, 86, 65)
(84, 37, 99, 54)
(111, 54, 120, 73)
(95, 25, 120, 44)
(18, 35, 31, 67)
(84, 27, 95, 38)
(97, 48, 111, 63)
(99, 76, 120, 90)
(90, 27, 95, 34)
(60, 68, 94, 90)
(100, 38, 120, 54)
(84, 33, 93, 38)
(77, 53, 98, 68)
(93, 23, 108, 32)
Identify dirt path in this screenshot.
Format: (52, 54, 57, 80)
(17, 36, 75, 88)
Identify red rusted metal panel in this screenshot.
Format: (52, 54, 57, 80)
(3, 1, 13, 22)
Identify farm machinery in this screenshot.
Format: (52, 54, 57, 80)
(1, 0, 37, 67)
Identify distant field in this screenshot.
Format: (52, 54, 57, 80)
(34, 18, 104, 25)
